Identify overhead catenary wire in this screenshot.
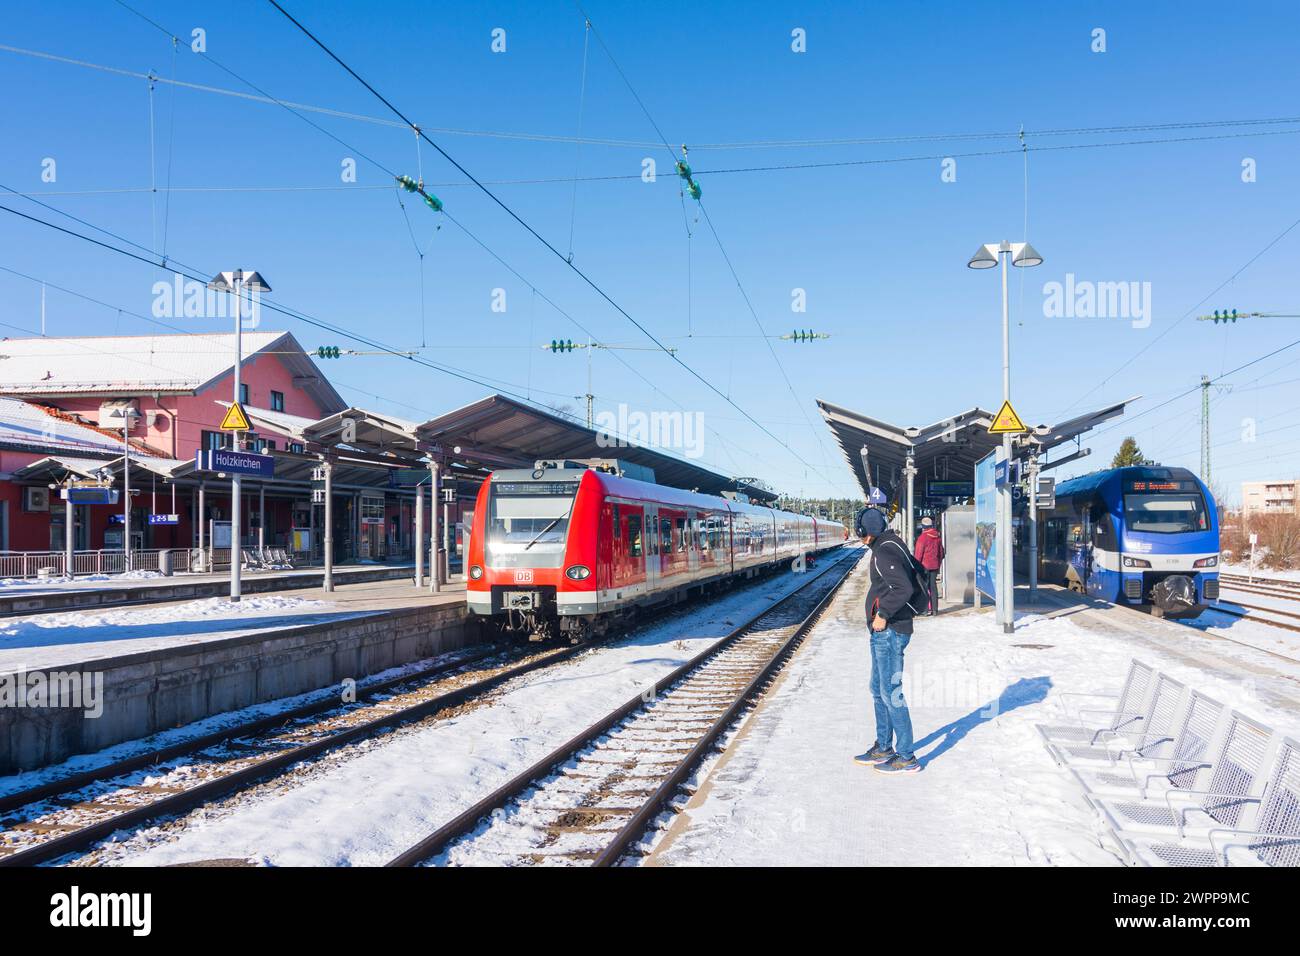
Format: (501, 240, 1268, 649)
(103, 1, 780, 479)
(262, 0, 818, 484)
(0, 201, 781, 475)
(572, 1, 843, 490)
(1051, 209, 1300, 420)
(13, 41, 1300, 152)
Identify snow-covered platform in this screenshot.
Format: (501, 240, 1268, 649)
(0, 580, 470, 774)
(0, 561, 419, 617)
(647, 564, 1300, 866)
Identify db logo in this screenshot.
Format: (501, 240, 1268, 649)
(513, 569, 534, 584)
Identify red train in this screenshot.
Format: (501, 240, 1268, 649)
(466, 460, 847, 640)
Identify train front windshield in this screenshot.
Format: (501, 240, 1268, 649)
(1123, 489, 1209, 534)
(486, 480, 580, 567)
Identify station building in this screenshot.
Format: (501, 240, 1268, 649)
(0, 332, 437, 569)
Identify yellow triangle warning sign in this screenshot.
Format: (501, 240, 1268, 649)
(988, 399, 1029, 434)
(220, 402, 252, 431)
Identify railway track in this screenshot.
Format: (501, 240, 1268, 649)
(0, 639, 593, 866)
(1218, 574, 1300, 605)
(388, 549, 859, 867)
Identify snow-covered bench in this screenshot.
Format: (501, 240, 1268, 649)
(1036, 659, 1155, 752)
(1104, 731, 1298, 867)
(1069, 689, 1226, 800)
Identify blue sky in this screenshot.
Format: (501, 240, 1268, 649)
(2, 1, 1299, 503)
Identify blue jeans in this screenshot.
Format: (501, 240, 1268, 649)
(870, 626, 914, 760)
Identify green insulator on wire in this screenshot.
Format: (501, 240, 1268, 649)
(424, 193, 443, 212)
(675, 161, 693, 179)
(396, 174, 420, 193)
(686, 180, 702, 200)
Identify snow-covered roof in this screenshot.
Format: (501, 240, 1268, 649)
(215, 400, 316, 440)
(9, 455, 119, 480)
(0, 332, 346, 411)
(0, 396, 139, 456)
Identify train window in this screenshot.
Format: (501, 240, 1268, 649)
(626, 514, 643, 557)
(675, 516, 687, 552)
(1045, 518, 1069, 560)
(612, 504, 621, 538)
(660, 517, 673, 554)
(1091, 505, 1117, 547)
(1123, 492, 1208, 534)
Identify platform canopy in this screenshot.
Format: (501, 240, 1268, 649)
(816, 396, 1136, 499)
(416, 393, 779, 503)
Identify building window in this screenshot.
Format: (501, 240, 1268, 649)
(361, 496, 385, 525)
(201, 429, 229, 451)
(290, 442, 304, 454)
(271, 390, 285, 412)
(239, 383, 250, 405)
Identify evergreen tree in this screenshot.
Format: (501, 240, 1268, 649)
(1112, 437, 1149, 467)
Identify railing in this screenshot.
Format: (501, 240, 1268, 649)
(1, 546, 415, 581)
(0, 548, 196, 581)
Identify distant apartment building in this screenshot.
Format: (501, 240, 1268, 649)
(1241, 480, 1300, 518)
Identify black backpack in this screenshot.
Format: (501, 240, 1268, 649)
(871, 536, 930, 614)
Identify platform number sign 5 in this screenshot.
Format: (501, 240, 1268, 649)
(514, 569, 535, 584)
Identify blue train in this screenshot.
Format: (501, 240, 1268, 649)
(1015, 465, 1220, 617)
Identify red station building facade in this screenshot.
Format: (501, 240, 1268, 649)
(0, 332, 455, 569)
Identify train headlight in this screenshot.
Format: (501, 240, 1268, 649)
(469, 565, 484, 580)
(1122, 556, 1151, 568)
(565, 565, 591, 580)
(1193, 556, 1218, 568)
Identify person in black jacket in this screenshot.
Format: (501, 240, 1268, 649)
(854, 508, 923, 774)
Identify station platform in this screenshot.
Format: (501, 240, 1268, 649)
(647, 562, 1300, 866)
(0, 579, 471, 775)
(0, 562, 424, 617)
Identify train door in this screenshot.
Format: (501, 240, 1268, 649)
(644, 504, 659, 594)
(619, 504, 646, 591)
(686, 510, 700, 578)
(1066, 510, 1090, 593)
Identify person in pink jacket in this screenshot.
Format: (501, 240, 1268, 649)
(913, 516, 945, 616)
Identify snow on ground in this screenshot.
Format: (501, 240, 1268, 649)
(648, 561, 1300, 867)
(1220, 562, 1300, 583)
(0, 569, 165, 590)
(94, 558, 855, 866)
(0, 595, 364, 672)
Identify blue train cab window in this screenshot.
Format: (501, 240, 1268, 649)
(1123, 489, 1208, 533)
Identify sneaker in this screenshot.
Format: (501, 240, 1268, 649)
(873, 754, 922, 774)
(853, 744, 895, 765)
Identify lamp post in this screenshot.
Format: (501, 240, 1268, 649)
(107, 406, 140, 572)
(967, 241, 1043, 633)
(207, 269, 272, 602)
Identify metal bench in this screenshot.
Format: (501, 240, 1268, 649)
(1114, 733, 1298, 867)
(1045, 670, 1186, 767)
(1091, 711, 1272, 849)
(1036, 659, 1155, 752)
(1069, 689, 1225, 800)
